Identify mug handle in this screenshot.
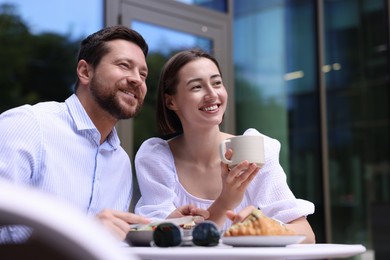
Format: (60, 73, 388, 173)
(219, 139, 232, 165)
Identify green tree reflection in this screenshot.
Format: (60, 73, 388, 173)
(0, 3, 78, 113)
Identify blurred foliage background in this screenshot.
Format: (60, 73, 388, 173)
(0, 3, 77, 112)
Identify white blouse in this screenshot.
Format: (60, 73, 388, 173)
(134, 128, 314, 231)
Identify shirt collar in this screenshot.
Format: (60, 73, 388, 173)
(65, 94, 121, 150)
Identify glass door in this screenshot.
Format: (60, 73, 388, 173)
(106, 0, 232, 158)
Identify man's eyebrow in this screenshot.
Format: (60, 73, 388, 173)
(115, 58, 148, 72)
(115, 58, 133, 64)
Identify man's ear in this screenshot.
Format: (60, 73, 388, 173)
(77, 60, 92, 86)
(165, 94, 177, 110)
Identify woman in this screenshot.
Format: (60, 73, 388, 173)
(134, 49, 315, 243)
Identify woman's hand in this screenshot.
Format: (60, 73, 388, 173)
(207, 150, 260, 228)
(167, 204, 210, 223)
(226, 205, 257, 224)
(96, 209, 150, 240)
(218, 149, 260, 210)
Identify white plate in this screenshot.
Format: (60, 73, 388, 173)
(221, 235, 305, 247)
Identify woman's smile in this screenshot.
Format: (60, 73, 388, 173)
(200, 104, 219, 112)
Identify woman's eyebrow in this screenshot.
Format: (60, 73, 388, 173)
(186, 74, 221, 85)
(186, 78, 202, 86)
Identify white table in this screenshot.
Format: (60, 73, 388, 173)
(122, 243, 366, 260)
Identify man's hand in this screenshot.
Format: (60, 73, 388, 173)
(96, 209, 150, 240)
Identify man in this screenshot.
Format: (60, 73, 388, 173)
(0, 25, 151, 243)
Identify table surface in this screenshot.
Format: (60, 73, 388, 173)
(122, 243, 366, 260)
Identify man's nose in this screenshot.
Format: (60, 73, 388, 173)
(126, 72, 142, 86)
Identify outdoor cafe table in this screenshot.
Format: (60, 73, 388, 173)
(122, 243, 366, 260)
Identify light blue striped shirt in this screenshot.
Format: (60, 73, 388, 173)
(0, 94, 133, 243)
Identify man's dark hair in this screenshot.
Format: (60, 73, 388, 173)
(74, 25, 148, 91)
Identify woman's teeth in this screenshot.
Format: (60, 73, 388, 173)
(203, 105, 218, 111)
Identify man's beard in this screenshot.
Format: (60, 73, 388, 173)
(90, 77, 143, 120)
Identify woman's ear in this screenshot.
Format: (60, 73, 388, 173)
(76, 60, 92, 86)
(165, 94, 177, 110)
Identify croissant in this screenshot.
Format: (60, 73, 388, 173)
(224, 209, 295, 236)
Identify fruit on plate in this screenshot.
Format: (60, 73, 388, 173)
(223, 209, 295, 236)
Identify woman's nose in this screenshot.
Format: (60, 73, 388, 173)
(205, 87, 218, 100)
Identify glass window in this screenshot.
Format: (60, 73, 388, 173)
(233, 0, 323, 241)
(175, 0, 228, 13)
(324, 0, 390, 247)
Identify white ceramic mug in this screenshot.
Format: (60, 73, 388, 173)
(219, 135, 265, 169)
